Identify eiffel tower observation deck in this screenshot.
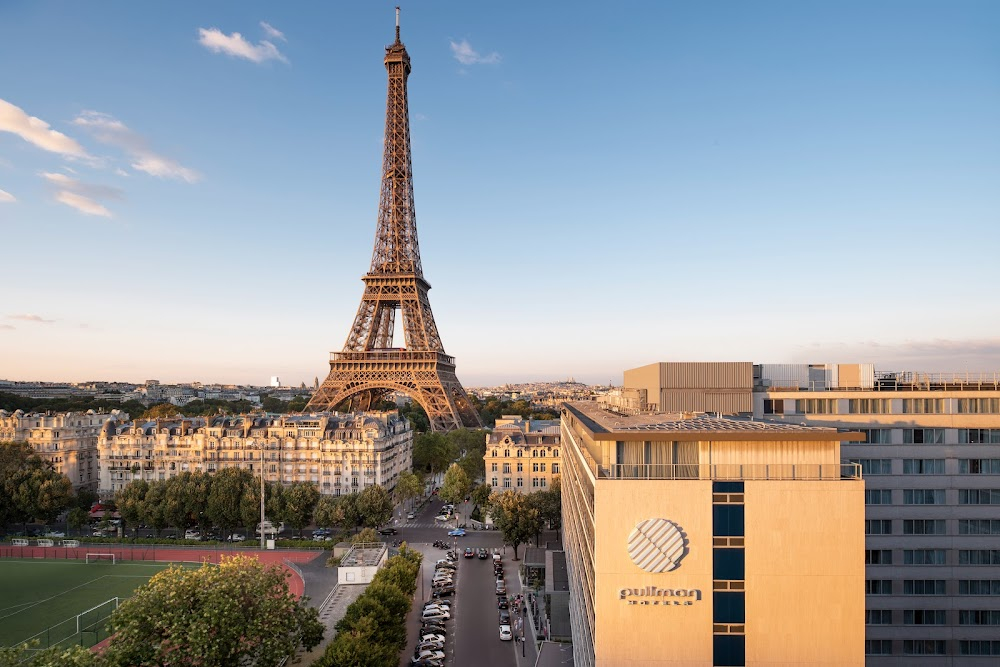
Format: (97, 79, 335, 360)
(307, 9, 482, 432)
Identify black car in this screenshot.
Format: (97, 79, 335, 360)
(421, 623, 447, 634)
(477, 547, 488, 559)
(497, 597, 508, 610)
(378, 527, 398, 535)
(499, 609, 511, 624)
(432, 587, 455, 598)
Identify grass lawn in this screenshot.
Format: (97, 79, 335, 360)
(0, 558, 201, 649)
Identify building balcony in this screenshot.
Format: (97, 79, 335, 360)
(603, 462, 861, 481)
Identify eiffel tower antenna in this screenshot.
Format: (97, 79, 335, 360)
(307, 9, 481, 432)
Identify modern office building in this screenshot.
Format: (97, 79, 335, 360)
(0, 409, 125, 490)
(560, 399, 865, 667)
(625, 361, 1000, 664)
(485, 415, 561, 493)
(97, 411, 411, 497)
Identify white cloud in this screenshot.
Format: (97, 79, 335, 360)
(7, 313, 55, 323)
(198, 27, 289, 64)
(0, 188, 14, 203)
(40, 171, 121, 218)
(260, 21, 286, 42)
(449, 39, 501, 66)
(55, 191, 112, 218)
(72, 111, 200, 183)
(0, 98, 89, 158)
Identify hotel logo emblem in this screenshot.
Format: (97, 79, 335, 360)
(627, 518, 688, 573)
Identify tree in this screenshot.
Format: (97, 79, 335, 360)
(0, 442, 74, 531)
(102, 555, 323, 667)
(489, 490, 541, 560)
(206, 467, 252, 539)
(284, 482, 321, 537)
(314, 495, 346, 532)
(288, 395, 309, 412)
(141, 482, 169, 536)
(141, 403, 180, 419)
(471, 482, 492, 510)
(526, 485, 561, 546)
(412, 432, 455, 483)
(352, 527, 379, 544)
(456, 450, 484, 484)
(317, 615, 397, 667)
(67, 506, 89, 536)
(0, 644, 103, 666)
(439, 463, 471, 523)
(339, 492, 363, 533)
(163, 474, 195, 533)
(115, 480, 149, 537)
(356, 484, 393, 528)
(392, 470, 422, 511)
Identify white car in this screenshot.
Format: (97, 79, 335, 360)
(184, 530, 201, 540)
(44, 531, 66, 538)
(414, 650, 446, 663)
(228, 533, 246, 542)
(499, 624, 513, 641)
(406, 512, 416, 520)
(434, 514, 451, 522)
(421, 609, 451, 621)
(420, 633, 445, 644)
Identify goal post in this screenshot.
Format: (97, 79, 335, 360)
(76, 597, 120, 635)
(85, 553, 115, 564)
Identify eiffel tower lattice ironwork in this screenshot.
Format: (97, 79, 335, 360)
(307, 10, 481, 432)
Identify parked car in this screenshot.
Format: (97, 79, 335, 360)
(499, 624, 513, 641)
(496, 582, 507, 595)
(420, 609, 450, 622)
(499, 610, 511, 624)
(432, 587, 455, 598)
(434, 515, 450, 522)
(413, 650, 445, 663)
(411, 659, 444, 667)
(228, 533, 246, 542)
(420, 633, 446, 644)
(378, 527, 398, 535)
(448, 528, 466, 537)
(421, 623, 447, 635)
(257, 521, 285, 536)
(497, 597, 508, 610)
(184, 529, 201, 540)
(406, 512, 416, 520)
(43, 531, 65, 538)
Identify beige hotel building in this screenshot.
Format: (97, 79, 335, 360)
(98, 411, 411, 496)
(562, 365, 865, 666)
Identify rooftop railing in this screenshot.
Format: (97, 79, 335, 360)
(604, 462, 861, 481)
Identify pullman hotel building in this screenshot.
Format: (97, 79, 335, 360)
(561, 391, 865, 667)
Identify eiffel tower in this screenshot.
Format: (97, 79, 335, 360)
(307, 9, 481, 432)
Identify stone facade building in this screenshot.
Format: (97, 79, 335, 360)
(97, 411, 412, 497)
(0, 409, 125, 491)
(485, 415, 561, 493)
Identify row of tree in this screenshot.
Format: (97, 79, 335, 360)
(488, 481, 562, 560)
(317, 546, 423, 666)
(412, 428, 488, 483)
(112, 471, 421, 540)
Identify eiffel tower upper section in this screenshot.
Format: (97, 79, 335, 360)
(307, 9, 481, 431)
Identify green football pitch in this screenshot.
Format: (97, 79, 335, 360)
(0, 559, 199, 649)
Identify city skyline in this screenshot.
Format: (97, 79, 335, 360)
(2, 2, 998, 387)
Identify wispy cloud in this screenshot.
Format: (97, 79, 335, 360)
(0, 98, 89, 158)
(72, 111, 200, 183)
(41, 171, 122, 218)
(796, 337, 1000, 372)
(0, 188, 14, 203)
(449, 39, 501, 66)
(260, 21, 286, 42)
(7, 313, 55, 324)
(198, 26, 289, 64)
(0, 324, 14, 331)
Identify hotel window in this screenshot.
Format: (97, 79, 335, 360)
(959, 550, 1000, 565)
(532, 463, 538, 472)
(532, 479, 539, 488)
(902, 459, 945, 474)
(959, 489, 1000, 504)
(491, 477, 498, 487)
(903, 609, 946, 624)
(858, 428, 891, 444)
(866, 489, 892, 504)
(903, 489, 945, 505)
(959, 519, 1000, 535)
(903, 519, 945, 535)
(958, 398, 1000, 414)
(553, 449, 558, 457)
(492, 450, 498, 457)
(902, 399, 946, 414)
(959, 610, 1000, 625)
(959, 580, 1000, 595)
(713, 635, 745, 666)
(865, 640, 892, 655)
(866, 520, 892, 535)
(794, 398, 837, 414)
(866, 549, 892, 565)
(866, 579, 892, 595)
(540, 463, 546, 472)
(959, 428, 1000, 444)
(849, 399, 890, 414)
(502, 463, 510, 474)
(959, 458, 1000, 474)
(960, 640, 1000, 656)
(866, 609, 892, 624)
(903, 640, 946, 655)
(854, 459, 892, 475)
(517, 449, 523, 457)
(763, 399, 783, 415)
(903, 580, 946, 595)
(903, 428, 944, 444)
(714, 505, 745, 537)
(540, 478, 546, 487)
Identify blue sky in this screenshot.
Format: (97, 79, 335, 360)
(1, 1, 998, 387)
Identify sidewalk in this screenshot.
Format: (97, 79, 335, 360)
(511, 557, 539, 667)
